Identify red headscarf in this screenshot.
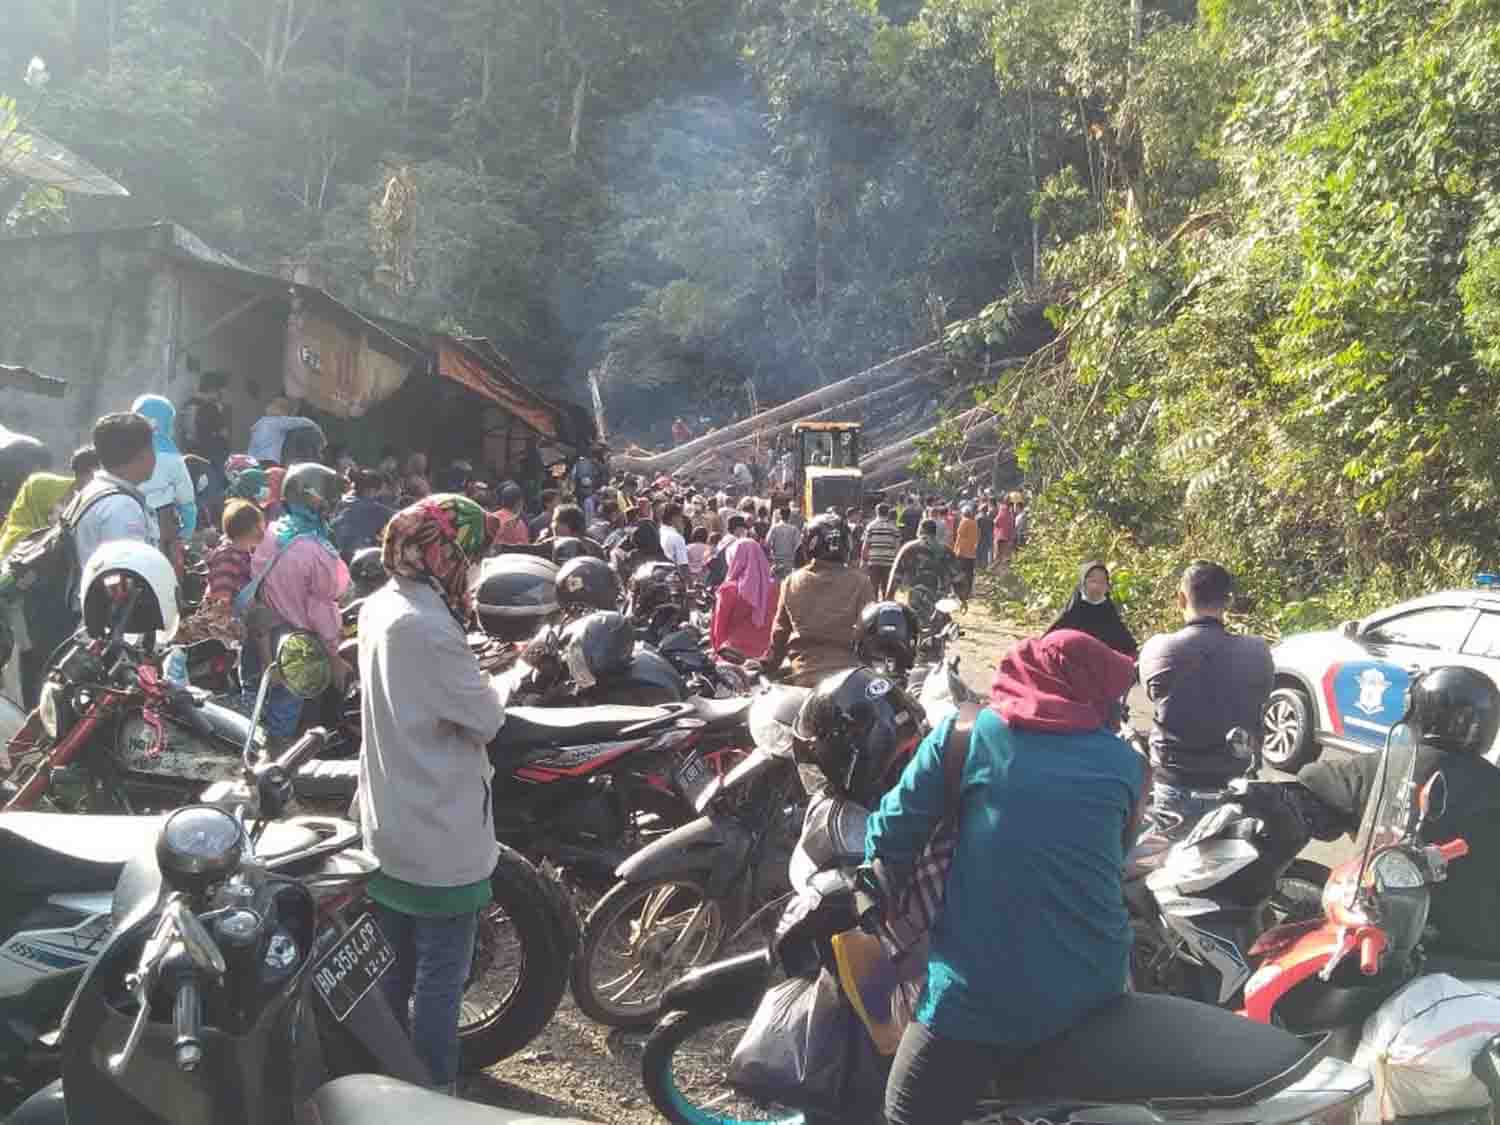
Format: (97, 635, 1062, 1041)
(991, 629, 1136, 733)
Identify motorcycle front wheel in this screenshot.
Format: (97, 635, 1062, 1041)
(572, 878, 726, 1028)
(458, 846, 572, 1070)
(643, 1007, 834, 1125)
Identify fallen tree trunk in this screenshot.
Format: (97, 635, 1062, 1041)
(610, 339, 945, 476)
(862, 406, 997, 487)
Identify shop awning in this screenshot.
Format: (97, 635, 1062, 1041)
(436, 337, 562, 440)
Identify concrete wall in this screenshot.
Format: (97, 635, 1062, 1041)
(0, 226, 173, 457)
(0, 227, 292, 461)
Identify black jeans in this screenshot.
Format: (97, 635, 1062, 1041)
(885, 1020, 1028, 1125)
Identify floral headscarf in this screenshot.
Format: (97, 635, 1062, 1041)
(382, 493, 495, 623)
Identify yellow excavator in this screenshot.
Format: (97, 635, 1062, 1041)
(792, 421, 863, 519)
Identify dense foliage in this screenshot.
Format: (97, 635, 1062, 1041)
(936, 0, 1500, 635)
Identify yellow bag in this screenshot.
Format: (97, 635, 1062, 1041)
(831, 929, 925, 1056)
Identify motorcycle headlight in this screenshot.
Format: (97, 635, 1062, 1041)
(37, 680, 68, 739)
(1372, 849, 1424, 892)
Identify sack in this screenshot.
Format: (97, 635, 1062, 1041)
(1353, 973, 1500, 1122)
(872, 704, 979, 955)
(4, 486, 135, 602)
(728, 971, 860, 1113)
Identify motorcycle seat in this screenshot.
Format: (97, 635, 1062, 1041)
(496, 704, 673, 751)
(994, 992, 1325, 1107)
(0, 812, 163, 895)
(691, 694, 752, 730)
(312, 1074, 595, 1125)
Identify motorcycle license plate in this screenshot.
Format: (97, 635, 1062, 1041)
(311, 913, 396, 1022)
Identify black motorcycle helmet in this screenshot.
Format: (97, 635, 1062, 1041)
(792, 667, 925, 805)
(1408, 666, 1500, 755)
(801, 513, 850, 565)
(474, 554, 561, 641)
(556, 556, 620, 615)
(855, 601, 921, 674)
(560, 611, 636, 687)
(349, 547, 386, 590)
(551, 536, 588, 565)
(281, 462, 342, 514)
(629, 560, 686, 621)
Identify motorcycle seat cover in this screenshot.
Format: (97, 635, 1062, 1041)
(0, 812, 163, 894)
(311, 1074, 595, 1125)
(496, 704, 671, 750)
(691, 694, 752, 729)
(994, 992, 1320, 1106)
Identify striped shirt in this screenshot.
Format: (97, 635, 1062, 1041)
(206, 542, 253, 602)
(861, 518, 902, 567)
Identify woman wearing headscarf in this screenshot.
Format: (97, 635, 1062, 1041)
(357, 494, 502, 1090)
(1045, 561, 1138, 658)
(248, 464, 349, 738)
(868, 630, 1145, 1125)
(710, 536, 776, 658)
(131, 394, 197, 571)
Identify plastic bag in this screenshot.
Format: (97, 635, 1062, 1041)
(728, 971, 855, 1111)
(1352, 973, 1500, 1122)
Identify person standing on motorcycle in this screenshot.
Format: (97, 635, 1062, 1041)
(884, 517, 959, 615)
(357, 493, 504, 1091)
(867, 630, 1143, 1125)
(248, 463, 351, 737)
(1137, 560, 1272, 831)
(1242, 666, 1500, 960)
(762, 513, 875, 687)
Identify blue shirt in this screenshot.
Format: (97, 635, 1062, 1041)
(866, 708, 1144, 1046)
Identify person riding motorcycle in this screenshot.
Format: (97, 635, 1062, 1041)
(762, 514, 876, 688)
(1239, 665, 1500, 960)
(555, 555, 620, 618)
(884, 517, 959, 625)
(854, 600, 921, 679)
(1137, 560, 1272, 833)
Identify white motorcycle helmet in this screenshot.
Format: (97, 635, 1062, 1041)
(80, 540, 180, 643)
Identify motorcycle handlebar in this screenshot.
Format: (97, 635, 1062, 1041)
(172, 972, 204, 1071)
(275, 727, 328, 774)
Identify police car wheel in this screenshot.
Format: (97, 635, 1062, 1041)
(1262, 686, 1317, 771)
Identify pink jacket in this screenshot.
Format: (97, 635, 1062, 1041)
(253, 533, 350, 653)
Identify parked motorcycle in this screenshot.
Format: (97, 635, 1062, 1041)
(639, 791, 1372, 1125)
(0, 633, 570, 1082)
(569, 683, 810, 1028)
(2, 788, 589, 1124)
(0, 627, 359, 815)
(1241, 719, 1493, 1050)
(1128, 729, 1328, 1005)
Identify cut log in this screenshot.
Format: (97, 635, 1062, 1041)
(610, 339, 945, 476)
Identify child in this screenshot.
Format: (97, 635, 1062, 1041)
(174, 500, 266, 648)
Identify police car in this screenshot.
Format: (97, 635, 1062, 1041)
(1264, 578, 1500, 770)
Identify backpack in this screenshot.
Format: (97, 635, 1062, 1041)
(4, 485, 139, 603)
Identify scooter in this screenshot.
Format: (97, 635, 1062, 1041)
(567, 681, 812, 1028)
(0, 634, 573, 1084)
(639, 791, 1372, 1125)
(3, 748, 593, 1125)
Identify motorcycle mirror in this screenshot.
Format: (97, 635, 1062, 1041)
(1340, 620, 1360, 641)
(274, 631, 333, 700)
(1419, 770, 1448, 828)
